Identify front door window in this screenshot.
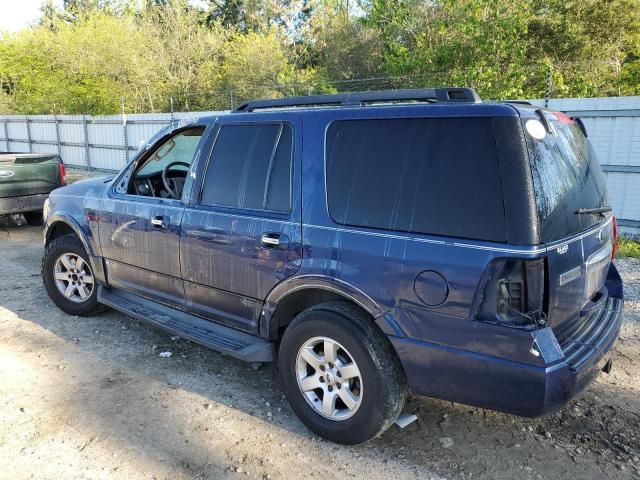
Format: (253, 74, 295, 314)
(127, 128, 204, 200)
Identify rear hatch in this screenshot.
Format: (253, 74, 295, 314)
(523, 111, 614, 342)
(0, 154, 62, 198)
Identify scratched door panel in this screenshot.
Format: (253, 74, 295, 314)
(180, 118, 302, 333)
(99, 196, 185, 308)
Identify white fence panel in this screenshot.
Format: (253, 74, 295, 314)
(5, 117, 29, 152)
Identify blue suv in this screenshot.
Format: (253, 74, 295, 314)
(41, 88, 624, 444)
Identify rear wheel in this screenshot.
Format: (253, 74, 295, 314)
(23, 210, 44, 226)
(42, 234, 103, 316)
(278, 302, 407, 444)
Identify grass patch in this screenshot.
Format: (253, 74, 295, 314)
(616, 237, 640, 259)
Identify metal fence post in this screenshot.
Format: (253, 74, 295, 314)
(170, 97, 175, 123)
(544, 67, 552, 108)
(25, 116, 33, 153)
(54, 112, 61, 156)
(2, 117, 8, 151)
(122, 100, 129, 165)
(82, 114, 91, 170)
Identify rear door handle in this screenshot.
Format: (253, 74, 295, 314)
(151, 216, 168, 229)
(260, 232, 288, 247)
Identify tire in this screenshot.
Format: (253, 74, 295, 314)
(278, 301, 407, 444)
(23, 210, 44, 226)
(42, 233, 104, 316)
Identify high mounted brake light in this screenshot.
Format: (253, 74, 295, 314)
(554, 111, 576, 125)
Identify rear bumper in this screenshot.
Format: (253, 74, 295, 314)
(391, 264, 624, 417)
(0, 193, 49, 215)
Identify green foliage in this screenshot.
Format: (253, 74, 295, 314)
(617, 237, 640, 259)
(312, 3, 384, 82)
(1, 0, 639, 114)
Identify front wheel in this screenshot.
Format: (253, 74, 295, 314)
(278, 302, 407, 444)
(42, 234, 103, 316)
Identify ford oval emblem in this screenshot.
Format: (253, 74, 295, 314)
(0, 170, 15, 178)
(597, 228, 607, 243)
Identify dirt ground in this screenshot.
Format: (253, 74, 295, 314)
(0, 219, 639, 480)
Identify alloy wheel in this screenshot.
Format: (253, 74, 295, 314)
(53, 253, 94, 303)
(295, 336, 363, 421)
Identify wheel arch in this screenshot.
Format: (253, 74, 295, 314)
(45, 215, 93, 256)
(261, 276, 385, 340)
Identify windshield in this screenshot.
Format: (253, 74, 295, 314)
(524, 112, 609, 243)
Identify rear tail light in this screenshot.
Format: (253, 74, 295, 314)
(612, 216, 618, 259)
(474, 258, 547, 329)
(59, 162, 66, 185)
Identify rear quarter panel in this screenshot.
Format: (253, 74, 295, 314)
(283, 105, 550, 365)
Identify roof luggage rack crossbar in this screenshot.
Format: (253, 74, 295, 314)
(233, 87, 481, 113)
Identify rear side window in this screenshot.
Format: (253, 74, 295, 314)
(325, 118, 506, 242)
(201, 123, 293, 212)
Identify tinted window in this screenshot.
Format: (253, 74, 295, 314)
(326, 118, 506, 242)
(201, 123, 293, 211)
(525, 113, 608, 242)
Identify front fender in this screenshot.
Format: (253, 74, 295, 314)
(45, 213, 94, 255)
(44, 214, 107, 285)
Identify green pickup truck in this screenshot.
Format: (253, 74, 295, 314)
(0, 153, 66, 225)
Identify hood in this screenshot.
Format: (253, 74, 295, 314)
(50, 175, 113, 200)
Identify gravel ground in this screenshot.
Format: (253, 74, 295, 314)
(0, 219, 639, 480)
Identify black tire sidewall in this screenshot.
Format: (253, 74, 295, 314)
(278, 306, 402, 444)
(42, 235, 100, 316)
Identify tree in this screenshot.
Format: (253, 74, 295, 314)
(217, 29, 320, 105)
(2, 0, 640, 115)
(309, 2, 385, 84)
(140, 1, 229, 111)
(527, 0, 640, 97)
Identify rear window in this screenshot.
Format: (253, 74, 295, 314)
(524, 113, 608, 242)
(325, 118, 507, 242)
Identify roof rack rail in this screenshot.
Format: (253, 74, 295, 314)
(233, 87, 481, 113)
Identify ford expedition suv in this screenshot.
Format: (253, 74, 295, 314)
(41, 88, 623, 444)
(0, 153, 66, 225)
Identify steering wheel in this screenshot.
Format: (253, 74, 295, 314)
(161, 161, 190, 199)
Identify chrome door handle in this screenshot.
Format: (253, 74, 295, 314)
(151, 216, 167, 229)
(261, 232, 288, 247)
(260, 233, 280, 246)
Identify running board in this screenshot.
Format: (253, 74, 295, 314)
(98, 286, 275, 362)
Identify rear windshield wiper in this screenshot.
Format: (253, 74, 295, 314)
(575, 206, 612, 215)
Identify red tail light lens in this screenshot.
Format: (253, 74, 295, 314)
(612, 216, 618, 259)
(59, 162, 66, 185)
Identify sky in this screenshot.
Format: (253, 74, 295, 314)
(0, 0, 209, 32)
(0, 0, 63, 32)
